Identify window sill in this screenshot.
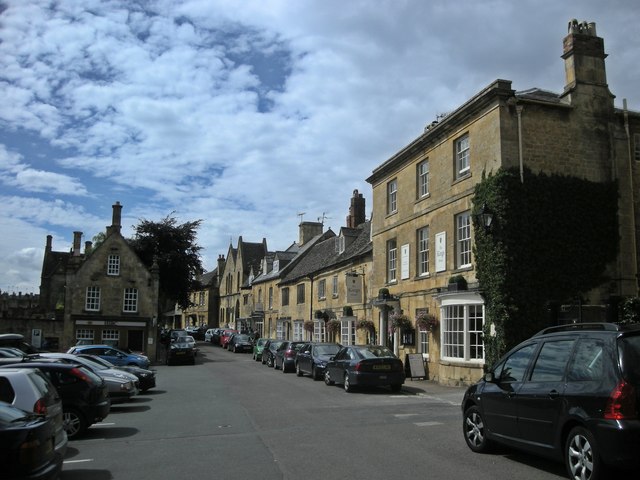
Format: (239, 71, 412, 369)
(439, 358, 484, 368)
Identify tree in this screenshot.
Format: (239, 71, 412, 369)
(128, 214, 204, 312)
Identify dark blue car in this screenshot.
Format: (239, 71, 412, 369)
(67, 345, 150, 369)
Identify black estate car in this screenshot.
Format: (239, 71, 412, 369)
(461, 322, 640, 480)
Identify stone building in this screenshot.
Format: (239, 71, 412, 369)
(40, 202, 160, 358)
(181, 269, 221, 328)
(365, 20, 640, 385)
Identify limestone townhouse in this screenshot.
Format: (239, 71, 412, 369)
(365, 20, 640, 385)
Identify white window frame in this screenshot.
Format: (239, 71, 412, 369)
(268, 287, 273, 309)
(313, 320, 326, 342)
(85, 286, 100, 311)
(419, 330, 429, 358)
(123, 288, 138, 313)
(417, 226, 429, 276)
(340, 319, 356, 346)
(102, 329, 119, 343)
(456, 134, 470, 178)
(276, 320, 286, 340)
(456, 211, 472, 268)
(332, 275, 338, 297)
(417, 160, 429, 198)
(387, 239, 397, 283)
(440, 295, 484, 363)
(318, 279, 326, 300)
(107, 254, 120, 276)
(387, 179, 397, 214)
(293, 321, 304, 341)
(76, 329, 94, 343)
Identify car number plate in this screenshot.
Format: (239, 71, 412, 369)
(373, 364, 391, 371)
(176, 351, 185, 355)
(378, 375, 387, 380)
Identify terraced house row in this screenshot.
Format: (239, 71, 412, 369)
(187, 21, 640, 385)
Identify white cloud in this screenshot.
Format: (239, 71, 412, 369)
(0, 0, 638, 291)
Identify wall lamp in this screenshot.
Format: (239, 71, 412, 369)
(475, 203, 494, 231)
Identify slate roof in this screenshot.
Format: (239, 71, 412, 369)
(515, 88, 569, 106)
(281, 221, 371, 285)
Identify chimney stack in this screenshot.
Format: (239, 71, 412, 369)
(85, 241, 93, 255)
(562, 20, 608, 93)
(73, 231, 83, 256)
(111, 201, 122, 234)
(346, 189, 366, 228)
(299, 221, 323, 246)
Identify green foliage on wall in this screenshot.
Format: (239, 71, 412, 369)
(473, 167, 619, 368)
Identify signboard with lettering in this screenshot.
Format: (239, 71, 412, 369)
(435, 232, 446, 272)
(406, 353, 427, 379)
(346, 275, 362, 303)
(401, 244, 410, 280)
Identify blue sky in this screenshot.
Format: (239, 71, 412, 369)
(1, 0, 639, 293)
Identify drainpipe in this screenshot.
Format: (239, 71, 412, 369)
(623, 99, 639, 294)
(516, 105, 524, 183)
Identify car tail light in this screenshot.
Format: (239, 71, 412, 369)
(604, 380, 637, 420)
(285, 351, 296, 358)
(33, 398, 47, 415)
(70, 367, 93, 384)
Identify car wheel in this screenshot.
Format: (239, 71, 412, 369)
(344, 373, 354, 392)
(566, 426, 603, 480)
(282, 362, 287, 374)
(296, 363, 303, 377)
(324, 370, 334, 386)
(267, 355, 273, 367)
(63, 408, 87, 439)
(463, 405, 492, 453)
(312, 365, 320, 381)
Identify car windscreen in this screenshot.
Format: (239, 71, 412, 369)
(316, 345, 341, 355)
(358, 346, 396, 359)
(619, 334, 640, 384)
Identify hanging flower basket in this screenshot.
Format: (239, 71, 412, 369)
(326, 319, 341, 334)
(416, 312, 439, 332)
(303, 320, 315, 332)
(356, 319, 375, 333)
(389, 313, 411, 333)
(314, 310, 325, 319)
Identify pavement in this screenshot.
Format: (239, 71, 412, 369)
(401, 378, 467, 405)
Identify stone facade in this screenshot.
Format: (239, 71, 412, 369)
(40, 202, 160, 359)
(365, 21, 640, 386)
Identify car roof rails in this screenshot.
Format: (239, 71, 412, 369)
(533, 322, 621, 336)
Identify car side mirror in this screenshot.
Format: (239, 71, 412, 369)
(329, 356, 335, 361)
(484, 372, 496, 383)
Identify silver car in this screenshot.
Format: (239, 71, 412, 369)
(35, 353, 139, 402)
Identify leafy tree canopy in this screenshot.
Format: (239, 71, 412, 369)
(129, 214, 204, 311)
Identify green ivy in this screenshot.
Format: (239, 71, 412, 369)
(473, 167, 619, 368)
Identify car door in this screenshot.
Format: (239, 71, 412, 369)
(481, 343, 537, 441)
(297, 344, 311, 372)
(516, 338, 575, 448)
(327, 347, 349, 379)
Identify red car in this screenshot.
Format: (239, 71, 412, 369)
(219, 330, 238, 349)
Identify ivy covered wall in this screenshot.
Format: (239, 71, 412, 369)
(473, 167, 619, 368)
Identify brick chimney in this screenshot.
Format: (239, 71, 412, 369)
(346, 189, 366, 228)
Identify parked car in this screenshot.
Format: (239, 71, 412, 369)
(1, 361, 110, 439)
(182, 335, 199, 356)
(75, 354, 156, 392)
(0, 333, 40, 354)
(461, 322, 640, 480)
(27, 354, 138, 402)
(66, 345, 151, 369)
(0, 401, 63, 480)
(261, 340, 284, 367)
(228, 334, 253, 353)
(204, 329, 216, 343)
(274, 341, 306, 372)
(220, 330, 238, 349)
(253, 338, 270, 361)
(324, 345, 405, 393)
(295, 342, 342, 380)
(0, 367, 67, 456)
(0, 347, 26, 359)
(210, 328, 224, 345)
(165, 336, 196, 365)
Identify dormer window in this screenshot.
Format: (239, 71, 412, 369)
(338, 236, 345, 254)
(273, 259, 280, 272)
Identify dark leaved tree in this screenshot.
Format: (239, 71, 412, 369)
(129, 214, 204, 312)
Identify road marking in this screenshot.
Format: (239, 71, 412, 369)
(394, 413, 421, 418)
(414, 421, 443, 427)
(64, 459, 94, 464)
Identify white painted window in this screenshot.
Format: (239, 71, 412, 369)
(107, 255, 120, 276)
(85, 286, 100, 311)
(387, 239, 397, 283)
(455, 134, 470, 178)
(123, 288, 138, 312)
(456, 211, 472, 268)
(418, 160, 430, 198)
(340, 319, 356, 345)
(441, 303, 484, 362)
(418, 226, 429, 276)
(387, 179, 397, 214)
